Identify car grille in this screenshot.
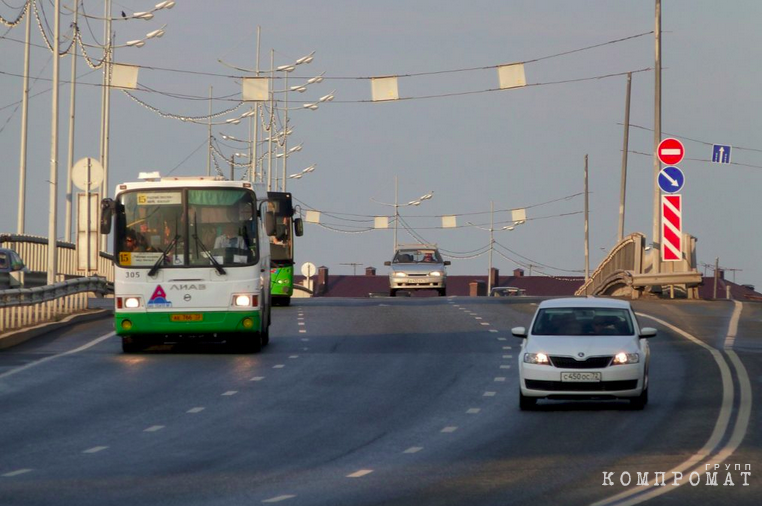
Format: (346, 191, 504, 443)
(549, 356, 612, 369)
(525, 379, 638, 392)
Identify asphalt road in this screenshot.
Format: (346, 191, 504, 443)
(0, 297, 758, 506)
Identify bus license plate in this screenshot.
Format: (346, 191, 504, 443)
(170, 314, 203, 322)
(561, 372, 601, 382)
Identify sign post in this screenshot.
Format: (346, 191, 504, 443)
(72, 157, 104, 273)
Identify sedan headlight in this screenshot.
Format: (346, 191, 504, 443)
(428, 271, 442, 277)
(523, 352, 550, 365)
(612, 352, 639, 365)
(394, 272, 408, 278)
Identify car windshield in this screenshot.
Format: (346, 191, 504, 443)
(393, 249, 442, 263)
(531, 308, 634, 336)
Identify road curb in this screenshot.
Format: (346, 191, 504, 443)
(0, 310, 111, 350)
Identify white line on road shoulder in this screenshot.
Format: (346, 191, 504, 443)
(347, 469, 374, 478)
(2, 469, 32, 477)
(250, 377, 265, 382)
(466, 408, 481, 414)
(187, 407, 205, 413)
(83, 446, 109, 454)
(144, 425, 165, 432)
(441, 426, 458, 433)
(273, 364, 285, 369)
(403, 447, 423, 454)
(262, 495, 297, 503)
(0, 331, 115, 380)
(222, 391, 238, 396)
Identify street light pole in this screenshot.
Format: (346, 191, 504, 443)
(488, 200, 495, 293)
(393, 176, 399, 252)
(584, 154, 590, 282)
(206, 86, 212, 176)
(651, 0, 662, 273)
(618, 72, 632, 243)
(46, 0, 62, 284)
(16, 5, 31, 234)
(65, 0, 80, 243)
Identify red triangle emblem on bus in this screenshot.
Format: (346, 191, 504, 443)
(150, 285, 167, 301)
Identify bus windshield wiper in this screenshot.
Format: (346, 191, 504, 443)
(148, 234, 180, 277)
(192, 233, 226, 275)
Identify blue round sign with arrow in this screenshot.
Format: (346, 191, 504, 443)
(658, 166, 685, 194)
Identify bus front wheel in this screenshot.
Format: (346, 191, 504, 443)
(121, 336, 143, 353)
(233, 333, 262, 354)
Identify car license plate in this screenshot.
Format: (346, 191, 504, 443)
(170, 314, 203, 322)
(561, 372, 601, 382)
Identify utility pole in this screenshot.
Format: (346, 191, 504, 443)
(488, 200, 494, 294)
(651, 0, 662, 273)
(713, 257, 719, 299)
(65, 0, 80, 243)
(282, 72, 289, 191)
(17, 4, 32, 234)
(206, 86, 212, 176)
(251, 26, 261, 183)
(99, 0, 113, 252)
(47, 0, 62, 284)
(393, 176, 399, 253)
(267, 49, 274, 191)
(584, 154, 590, 282)
(618, 72, 632, 243)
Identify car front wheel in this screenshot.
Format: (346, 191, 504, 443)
(629, 386, 648, 410)
(519, 391, 537, 410)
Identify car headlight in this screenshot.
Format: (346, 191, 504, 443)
(612, 352, 639, 365)
(523, 352, 550, 365)
(394, 272, 408, 278)
(429, 271, 442, 277)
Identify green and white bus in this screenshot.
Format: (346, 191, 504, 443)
(267, 192, 303, 306)
(101, 174, 274, 353)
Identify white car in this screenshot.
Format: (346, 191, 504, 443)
(512, 298, 656, 410)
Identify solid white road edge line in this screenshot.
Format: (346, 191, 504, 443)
(0, 331, 116, 380)
(590, 309, 741, 506)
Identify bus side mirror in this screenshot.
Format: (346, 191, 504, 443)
(100, 198, 115, 234)
(264, 213, 276, 237)
(294, 218, 304, 237)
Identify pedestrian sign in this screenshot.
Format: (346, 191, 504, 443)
(712, 144, 731, 164)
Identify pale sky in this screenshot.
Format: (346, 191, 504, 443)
(1, 1, 760, 287)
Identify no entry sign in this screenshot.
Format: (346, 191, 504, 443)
(657, 138, 685, 166)
(661, 194, 682, 262)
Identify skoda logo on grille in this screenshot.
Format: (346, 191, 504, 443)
(578, 352, 585, 358)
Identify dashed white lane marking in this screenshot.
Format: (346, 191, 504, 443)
(250, 377, 265, 382)
(299, 330, 307, 334)
(83, 446, 108, 454)
(475, 317, 483, 320)
(187, 407, 206, 413)
(483, 391, 497, 397)
(302, 348, 309, 351)
(441, 426, 458, 433)
(273, 365, 285, 369)
(144, 425, 165, 432)
(494, 377, 506, 382)
(222, 391, 238, 396)
(500, 365, 511, 369)
(466, 408, 481, 414)
(489, 329, 499, 333)
(298, 322, 305, 326)
(2, 469, 32, 477)
(347, 469, 374, 478)
(289, 355, 299, 359)
(502, 346, 512, 350)
(480, 323, 490, 326)
(497, 337, 507, 341)
(262, 495, 297, 503)
(301, 338, 310, 341)
(403, 447, 423, 454)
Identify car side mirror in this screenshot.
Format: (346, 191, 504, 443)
(511, 326, 527, 338)
(100, 198, 115, 234)
(384, 261, 391, 266)
(12, 261, 24, 272)
(294, 218, 304, 237)
(639, 327, 657, 338)
(444, 261, 451, 266)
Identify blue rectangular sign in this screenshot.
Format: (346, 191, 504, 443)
(712, 144, 731, 164)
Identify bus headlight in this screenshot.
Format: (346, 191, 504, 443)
(124, 297, 141, 309)
(232, 294, 259, 307)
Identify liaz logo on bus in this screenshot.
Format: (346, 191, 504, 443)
(271, 268, 279, 275)
(147, 285, 172, 308)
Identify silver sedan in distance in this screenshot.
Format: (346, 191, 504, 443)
(512, 298, 656, 410)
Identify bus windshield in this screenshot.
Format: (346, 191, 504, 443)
(268, 193, 293, 263)
(115, 188, 259, 268)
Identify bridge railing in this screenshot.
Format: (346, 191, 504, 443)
(0, 233, 114, 283)
(0, 276, 111, 334)
(575, 233, 645, 297)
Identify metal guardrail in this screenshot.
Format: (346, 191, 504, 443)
(0, 233, 114, 283)
(0, 276, 111, 334)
